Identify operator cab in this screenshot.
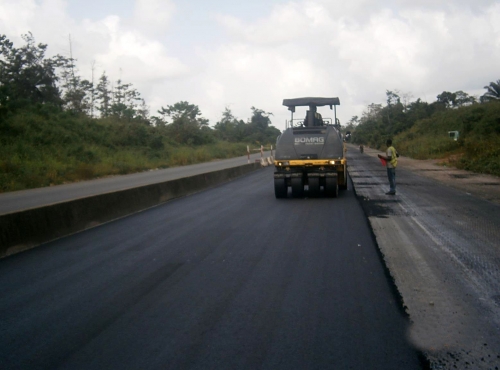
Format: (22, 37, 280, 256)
(283, 97, 340, 129)
(303, 107, 324, 127)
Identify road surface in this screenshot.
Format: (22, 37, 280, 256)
(0, 166, 423, 369)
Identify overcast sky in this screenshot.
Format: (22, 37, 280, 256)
(1, 0, 499, 130)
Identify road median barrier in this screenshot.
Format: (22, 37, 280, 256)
(0, 163, 261, 258)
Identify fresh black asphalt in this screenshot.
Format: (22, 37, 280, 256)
(0, 167, 424, 369)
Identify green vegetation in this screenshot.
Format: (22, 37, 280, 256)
(348, 86, 500, 177)
(0, 108, 251, 191)
(0, 33, 280, 192)
(3, 31, 497, 192)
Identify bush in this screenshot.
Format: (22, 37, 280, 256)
(392, 102, 500, 175)
(0, 108, 262, 193)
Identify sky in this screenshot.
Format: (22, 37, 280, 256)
(1, 0, 499, 131)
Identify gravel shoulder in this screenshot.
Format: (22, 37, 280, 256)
(347, 144, 500, 370)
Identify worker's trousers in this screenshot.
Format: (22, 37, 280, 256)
(387, 167, 396, 193)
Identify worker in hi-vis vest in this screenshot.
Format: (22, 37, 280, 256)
(378, 139, 398, 195)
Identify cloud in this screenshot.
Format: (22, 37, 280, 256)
(192, 41, 336, 129)
(0, 0, 76, 48)
(214, 3, 307, 45)
(212, 1, 340, 46)
(1, 0, 499, 130)
(0, 0, 189, 111)
(92, 15, 189, 83)
(205, 1, 500, 128)
(133, 0, 175, 35)
(0, 0, 38, 37)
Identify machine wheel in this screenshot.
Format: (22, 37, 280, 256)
(339, 168, 348, 190)
(274, 178, 287, 198)
(325, 177, 338, 198)
(308, 177, 320, 197)
(291, 177, 304, 198)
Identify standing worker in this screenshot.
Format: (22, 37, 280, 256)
(378, 139, 398, 195)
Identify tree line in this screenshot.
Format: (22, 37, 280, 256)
(0, 33, 281, 146)
(347, 81, 500, 147)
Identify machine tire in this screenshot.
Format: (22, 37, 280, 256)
(274, 178, 287, 198)
(325, 177, 338, 198)
(339, 168, 348, 190)
(308, 177, 320, 197)
(291, 177, 304, 198)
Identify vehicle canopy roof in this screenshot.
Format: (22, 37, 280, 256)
(283, 97, 340, 112)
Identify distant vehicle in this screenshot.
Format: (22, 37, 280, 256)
(273, 97, 347, 198)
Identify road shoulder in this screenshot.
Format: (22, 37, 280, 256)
(354, 144, 500, 205)
(347, 144, 500, 369)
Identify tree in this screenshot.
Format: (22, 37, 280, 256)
(454, 90, 476, 107)
(364, 103, 382, 120)
(481, 80, 500, 102)
(344, 116, 359, 133)
(400, 91, 414, 112)
(386, 90, 401, 107)
(56, 54, 93, 115)
(249, 107, 272, 131)
(135, 98, 150, 124)
(110, 79, 141, 120)
(158, 101, 213, 145)
(96, 72, 111, 117)
(384, 90, 405, 129)
(0, 33, 62, 112)
(89, 60, 97, 118)
(247, 107, 280, 144)
(214, 107, 239, 141)
(347, 116, 359, 126)
(159, 101, 206, 123)
(0, 32, 153, 123)
(53, 35, 94, 115)
(406, 98, 432, 122)
(436, 91, 456, 108)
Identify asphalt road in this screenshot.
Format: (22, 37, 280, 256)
(0, 167, 423, 369)
(0, 151, 270, 215)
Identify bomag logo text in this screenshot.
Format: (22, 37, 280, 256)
(295, 137, 324, 144)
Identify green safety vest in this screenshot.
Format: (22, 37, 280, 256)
(388, 146, 398, 168)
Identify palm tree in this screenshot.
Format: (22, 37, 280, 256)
(481, 80, 500, 102)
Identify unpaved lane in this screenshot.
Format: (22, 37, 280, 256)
(356, 144, 500, 205)
(347, 144, 500, 369)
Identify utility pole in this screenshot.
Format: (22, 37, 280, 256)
(90, 60, 96, 118)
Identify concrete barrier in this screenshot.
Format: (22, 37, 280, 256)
(0, 163, 261, 258)
(259, 157, 275, 167)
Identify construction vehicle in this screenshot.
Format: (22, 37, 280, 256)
(273, 97, 347, 198)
